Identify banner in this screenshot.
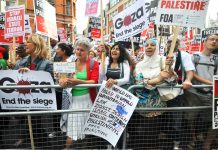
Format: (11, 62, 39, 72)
(57, 28, 67, 43)
(24, 14, 32, 34)
(85, 0, 99, 16)
(0, 70, 56, 110)
(191, 34, 201, 52)
(83, 81, 139, 147)
(34, 0, 58, 40)
(113, 0, 152, 41)
(155, 0, 209, 29)
(213, 76, 218, 129)
(0, 13, 23, 45)
(91, 28, 101, 39)
(4, 5, 25, 39)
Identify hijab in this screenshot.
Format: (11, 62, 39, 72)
(135, 38, 163, 79)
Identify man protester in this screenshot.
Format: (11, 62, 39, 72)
(50, 36, 62, 62)
(184, 34, 218, 150)
(165, 35, 195, 150)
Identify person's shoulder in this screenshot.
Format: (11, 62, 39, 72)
(180, 51, 192, 59)
(18, 56, 29, 64)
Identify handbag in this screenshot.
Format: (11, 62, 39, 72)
(157, 83, 181, 101)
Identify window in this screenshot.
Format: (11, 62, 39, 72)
(66, 0, 71, 16)
(109, 10, 118, 21)
(110, 0, 119, 8)
(6, 0, 16, 6)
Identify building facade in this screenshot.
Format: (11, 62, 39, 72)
(1, 0, 77, 43)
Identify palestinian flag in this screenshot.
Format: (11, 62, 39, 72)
(215, 80, 218, 98)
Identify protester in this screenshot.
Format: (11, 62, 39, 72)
(0, 46, 8, 148)
(50, 37, 62, 62)
(127, 38, 168, 149)
(16, 43, 28, 61)
(11, 43, 28, 147)
(98, 42, 131, 88)
(88, 49, 96, 59)
(165, 35, 195, 150)
(14, 34, 54, 144)
(58, 37, 99, 149)
(133, 45, 144, 63)
(184, 34, 218, 150)
(95, 44, 110, 64)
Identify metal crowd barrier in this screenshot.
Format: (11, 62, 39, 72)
(0, 84, 216, 150)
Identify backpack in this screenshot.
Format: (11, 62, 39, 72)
(193, 53, 218, 75)
(90, 58, 95, 72)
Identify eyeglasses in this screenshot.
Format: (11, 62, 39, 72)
(208, 38, 218, 42)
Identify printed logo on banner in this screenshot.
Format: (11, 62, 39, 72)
(155, 0, 209, 29)
(0, 70, 56, 110)
(113, 0, 152, 41)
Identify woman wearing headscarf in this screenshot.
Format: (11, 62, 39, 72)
(59, 37, 99, 149)
(128, 38, 168, 149)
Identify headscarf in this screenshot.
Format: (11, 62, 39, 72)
(135, 38, 163, 79)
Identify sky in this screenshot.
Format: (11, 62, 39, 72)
(76, 0, 218, 34)
(76, 0, 109, 34)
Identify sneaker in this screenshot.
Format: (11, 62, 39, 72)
(173, 141, 183, 150)
(48, 132, 56, 138)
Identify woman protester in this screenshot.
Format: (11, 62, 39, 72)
(128, 38, 171, 149)
(99, 42, 131, 88)
(14, 34, 54, 146)
(58, 37, 99, 149)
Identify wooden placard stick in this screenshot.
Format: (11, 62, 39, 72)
(47, 37, 52, 61)
(86, 17, 90, 38)
(100, 0, 105, 72)
(9, 36, 16, 65)
(165, 26, 180, 71)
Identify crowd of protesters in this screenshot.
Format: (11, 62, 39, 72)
(0, 33, 218, 150)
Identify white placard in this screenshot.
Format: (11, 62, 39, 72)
(0, 70, 56, 110)
(53, 62, 75, 73)
(83, 81, 139, 147)
(155, 0, 209, 29)
(25, 14, 32, 34)
(112, 0, 152, 41)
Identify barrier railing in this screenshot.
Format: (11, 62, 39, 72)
(0, 84, 215, 150)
